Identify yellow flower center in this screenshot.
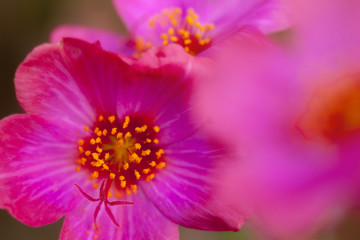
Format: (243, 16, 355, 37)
(76, 114, 165, 196)
(133, 7, 215, 57)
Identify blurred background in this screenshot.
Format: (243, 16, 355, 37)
(0, 0, 252, 239)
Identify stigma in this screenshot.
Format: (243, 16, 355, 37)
(76, 114, 166, 195)
(134, 7, 215, 57)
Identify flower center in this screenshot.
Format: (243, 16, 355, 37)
(298, 77, 360, 143)
(133, 7, 215, 57)
(76, 114, 166, 195)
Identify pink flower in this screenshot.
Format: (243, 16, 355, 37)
(51, 0, 290, 57)
(0, 38, 245, 239)
(195, 0, 360, 239)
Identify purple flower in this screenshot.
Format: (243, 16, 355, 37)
(0, 38, 245, 239)
(51, 0, 290, 57)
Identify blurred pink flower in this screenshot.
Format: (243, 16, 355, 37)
(194, 0, 360, 239)
(0, 38, 245, 239)
(51, 0, 290, 57)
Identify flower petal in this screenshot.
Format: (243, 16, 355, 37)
(60, 189, 179, 240)
(15, 41, 94, 127)
(0, 114, 87, 226)
(113, 0, 290, 37)
(15, 38, 131, 126)
(117, 44, 210, 144)
(59, 38, 131, 114)
(140, 131, 246, 231)
(50, 25, 133, 55)
(211, 0, 291, 34)
(112, 0, 179, 33)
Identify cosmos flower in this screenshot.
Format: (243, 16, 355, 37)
(194, 0, 360, 239)
(0, 38, 245, 239)
(51, 0, 290, 57)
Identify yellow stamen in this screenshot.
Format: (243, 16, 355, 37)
(186, 16, 194, 25)
(80, 157, 87, 165)
(108, 115, 116, 123)
(94, 127, 100, 134)
(141, 149, 151, 156)
(153, 126, 160, 132)
(91, 160, 104, 167)
(123, 116, 130, 129)
(102, 129, 108, 136)
(146, 174, 155, 182)
(131, 185, 137, 193)
(92, 153, 100, 161)
(134, 170, 141, 180)
(117, 132, 123, 139)
(96, 146, 103, 153)
(125, 132, 132, 139)
(96, 130, 102, 137)
(156, 149, 164, 159)
(91, 171, 99, 179)
(184, 39, 192, 45)
(171, 36, 178, 42)
(102, 164, 109, 171)
(156, 162, 166, 169)
(78, 146, 84, 153)
(135, 125, 148, 133)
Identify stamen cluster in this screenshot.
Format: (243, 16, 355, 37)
(76, 114, 166, 196)
(134, 8, 215, 57)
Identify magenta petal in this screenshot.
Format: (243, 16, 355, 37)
(60, 190, 179, 240)
(117, 45, 210, 144)
(50, 25, 133, 55)
(113, 0, 290, 38)
(210, 0, 291, 34)
(59, 38, 131, 114)
(15, 41, 95, 127)
(112, 0, 180, 33)
(15, 38, 132, 123)
(0, 115, 86, 226)
(141, 132, 246, 231)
